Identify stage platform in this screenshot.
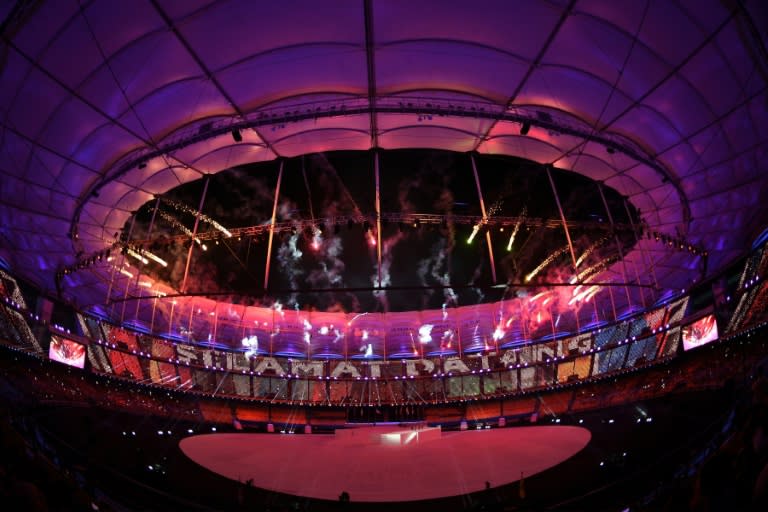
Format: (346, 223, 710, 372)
(334, 422, 441, 445)
(180, 425, 590, 502)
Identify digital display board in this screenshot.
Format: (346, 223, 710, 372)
(682, 314, 719, 351)
(49, 335, 86, 368)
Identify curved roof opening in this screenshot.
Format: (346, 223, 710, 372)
(123, 150, 637, 313)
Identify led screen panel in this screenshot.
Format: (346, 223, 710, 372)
(682, 314, 718, 351)
(49, 336, 86, 368)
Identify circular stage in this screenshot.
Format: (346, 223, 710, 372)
(180, 425, 591, 502)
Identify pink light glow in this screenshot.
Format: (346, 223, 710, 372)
(181, 426, 590, 502)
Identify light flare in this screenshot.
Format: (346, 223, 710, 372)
(467, 223, 481, 244)
(418, 324, 434, 344)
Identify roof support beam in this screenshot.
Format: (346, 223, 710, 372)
(149, 0, 281, 159)
(363, 0, 379, 147)
(375, 151, 382, 286)
(180, 176, 210, 294)
(471, 0, 577, 152)
(597, 183, 634, 311)
(264, 160, 284, 291)
(470, 153, 497, 284)
(546, 165, 578, 274)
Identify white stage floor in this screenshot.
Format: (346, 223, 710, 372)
(180, 425, 590, 502)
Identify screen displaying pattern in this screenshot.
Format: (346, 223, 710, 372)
(682, 315, 719, 351)
(49, 336, 86, 368)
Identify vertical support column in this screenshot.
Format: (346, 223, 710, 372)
(630, 260, 647, 309)
(469, 154, 497, 283)
(623, 198, 659, 296)
(375, 151, 382, 287)
(150, 296, 158, 333)
(382, 326, 387, 362)
(238, 305, 247, 347)
(606, 282, 618, 322)
(187, 299, 195, 342)
(119, 279, 132, 324)
(456, 315, 463, 359)
(549, 303, 557, 338)
(134, 197, 161, 320)
(118, 215, 138, 322)
(169, 300, 176, 336)
(591, 292, 601, 327)
(343, 320, 349, 362)
(545, 165, 578, 273)
(106, 265, 117, 315)
(212, 302, 219, 344)
(264, 160, 284, 291)
(181, 176, 211, 294)
(597, 183, 633, 311)
(269, 307, 275, 356)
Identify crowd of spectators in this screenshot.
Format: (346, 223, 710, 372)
(0, 346, 202, 422)
(2, 292, 768, 510)
(619, 350, 768, 511)
(0, 403, 110, 512)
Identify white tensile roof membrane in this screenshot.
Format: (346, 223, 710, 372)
(0, 0, 767, 319)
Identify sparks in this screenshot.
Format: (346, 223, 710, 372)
(525, 244, 570, 282)
(507, 206, 526, 251)
(575, 236, 609, 268)
(467, 223, 480, 244)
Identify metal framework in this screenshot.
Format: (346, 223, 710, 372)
(68, 97, 690, 246)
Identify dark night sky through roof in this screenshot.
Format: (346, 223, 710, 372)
(130, 150, 636, 312)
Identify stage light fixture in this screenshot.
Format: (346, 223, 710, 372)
(520, 121, 531, 135)
(231, 128, 242, 142)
